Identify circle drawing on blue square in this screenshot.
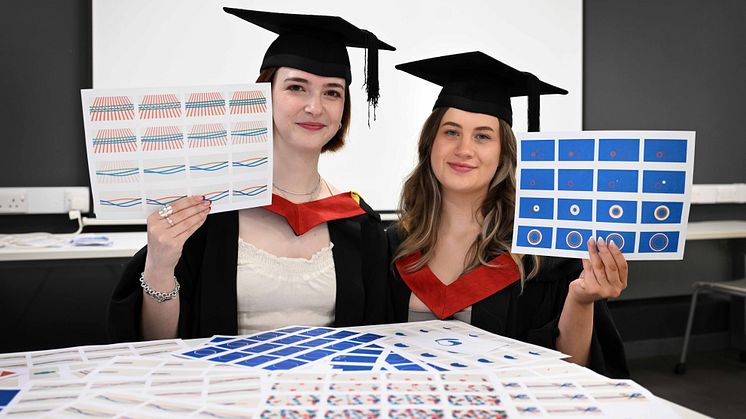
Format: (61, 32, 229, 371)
(519, 197, 554, 220)
(555, 228, 592, 251)
(596, 231, 636, 253)
(638, 232, 679, 253)
(559, 139, 594, 161)
(643, 139, 687, 163)
(596, 200, 637, 223)
(521, 139, 555, 161)
(642, 170, 686, 194)
(557, 198, 592, 222)
(558, 169, 593, 191)
(641, 202, 683, 224)
(520, 169, 554, 191)
(597, 169, 638, 193)
(599, 138, 640, 161)
(516, 226, 553, 248)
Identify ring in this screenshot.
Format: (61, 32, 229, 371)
(158, 205, 173, 218)
(165, 217, 174, 227)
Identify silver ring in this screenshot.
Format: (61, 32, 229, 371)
(165, 216, 174, 227)
(158, 205, 173, 218)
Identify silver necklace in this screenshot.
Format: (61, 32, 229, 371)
(273, 173, 322, 196)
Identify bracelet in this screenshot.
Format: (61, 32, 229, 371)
(140, 271, 180, 303)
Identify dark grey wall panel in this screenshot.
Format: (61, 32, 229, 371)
(0, 0, 91, 187)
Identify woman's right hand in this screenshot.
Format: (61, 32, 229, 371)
(144, 196, 212, 274)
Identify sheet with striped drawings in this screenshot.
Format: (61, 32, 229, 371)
(89, 96, 135, 121)
(231, 120, 269, 144)
(94, 160, 140, 184)
(230, 90, 268, 114)
(91, 128, 137, 154)
(138, 93, 182, 119)
(188, 123, 228, 148)
(185, 91, 226, 117)
(141, 126, 184, 151)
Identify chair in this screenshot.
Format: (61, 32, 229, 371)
(675, 278, 746, 374)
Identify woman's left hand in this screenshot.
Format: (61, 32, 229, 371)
(569, 237, 628, 305)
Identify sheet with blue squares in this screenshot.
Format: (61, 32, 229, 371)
(513, 131, 695, 260)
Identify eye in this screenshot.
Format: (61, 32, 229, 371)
(444, 129, 460, 137)
(475, 133, 492, 141)
(324, 89, 343, 98)
(286, 84, 305, 92)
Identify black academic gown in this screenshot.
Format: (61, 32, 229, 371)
(386, 224, 629, 379)
(108, 199, 388, 342)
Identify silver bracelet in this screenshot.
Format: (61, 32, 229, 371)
(140, 272, 180, 303)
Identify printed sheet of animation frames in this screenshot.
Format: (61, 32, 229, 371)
(513, 130, 695, 260)
(80, 84, 272, 219)
(176, 321, 569, 373)
(254, 370, 678, 419)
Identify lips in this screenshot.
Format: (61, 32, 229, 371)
(448, 162, 476, 173)
(297, 122, 326, 131)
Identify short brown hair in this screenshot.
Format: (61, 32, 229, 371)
(256, 67, 351, 152)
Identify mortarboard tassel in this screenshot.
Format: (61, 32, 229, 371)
(362, 29, 380, 125)
(526, 72, 540, 132)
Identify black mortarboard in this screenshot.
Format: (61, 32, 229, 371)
(395, 51, 567, 131)
(224, 8, 395, 112)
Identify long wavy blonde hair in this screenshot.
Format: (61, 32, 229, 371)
(393, 107, 541, 283)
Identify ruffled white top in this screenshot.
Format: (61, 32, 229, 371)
(236, 238, 336, 335)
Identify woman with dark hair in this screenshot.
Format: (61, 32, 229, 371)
(389, 52, 629, 378)
(108, 9, 395, 341)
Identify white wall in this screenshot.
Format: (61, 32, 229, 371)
(93, 0, 582, 210)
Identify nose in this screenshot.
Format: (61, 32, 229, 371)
(454, 135, 474, 158)
(304, 92, 323, 117)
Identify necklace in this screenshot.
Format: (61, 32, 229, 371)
(272, 173, 322, 196)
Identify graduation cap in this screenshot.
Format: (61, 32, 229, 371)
(224, 7, 395, 112)
(395, 51, 567, 132)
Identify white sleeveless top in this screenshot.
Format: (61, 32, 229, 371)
(236, 238, 336, 335)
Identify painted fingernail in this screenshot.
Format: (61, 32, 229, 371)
(598, 236, 606, 246)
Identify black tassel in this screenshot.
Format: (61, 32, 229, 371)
(362, 30, 380, 126)
(526, 72, 540, 132)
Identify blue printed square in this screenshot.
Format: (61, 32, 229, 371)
(516, 226, 553, 248)
(521, 139, 555, 161)
(555, 228, 593, 251)
(251, 332, 285, 341)
(559, 139, 594, 161)
(395, 364, 427, 371)
(299, 327, 335, 337)
(597, 170, 638, 193)
(235, 355, 277, 367)
(519, 197, 554, 219)
(639, 232, 679, 253)
(182, 346, 226, 358)
(596, 230, 636, 253)
(263, 359, 307, 370)
(218, 339, 257, 350)
(325, 331, 357, 339)
(641, 201, 683, 224)
(596, 200, 637, 223)
(208, 352, 247, 363)
(599, 138, 640, 161)
(331, 354, 379, 363)
(326, 341, 359, 351)
(557, 198, 593, 221)
(350, 333, 384, 343)
(644, 139, 687, 163)
(274, 326, 307, 333)
(273, 335, 307, 345)
(296, 338, 334, 348)
(558, 169, 594, 191)
(269, 346, 306, 357)
(295, 349, 334, 361)
(241, 343, 280, 353)
(642, 171, 686, 194)
(520, 169, 554, 190)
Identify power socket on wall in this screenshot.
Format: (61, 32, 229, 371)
(0, 191, 28, 213)
(0, 187, 90, 214)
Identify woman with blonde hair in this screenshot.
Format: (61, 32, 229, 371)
(389, 52, 629, 378)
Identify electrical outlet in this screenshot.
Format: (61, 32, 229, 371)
(0, 189, 29, 213)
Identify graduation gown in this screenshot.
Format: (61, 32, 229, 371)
(108, 198, 388, 342)
(387, 224, 629, 379)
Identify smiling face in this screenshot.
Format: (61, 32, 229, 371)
(271, 67, 346, 153)
(429, 107, 502, 197)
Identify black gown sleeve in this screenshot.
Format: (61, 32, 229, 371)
(518, 257, 630, 378)
(106, 220, 209, 342)
(357, 199, 390, 325)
